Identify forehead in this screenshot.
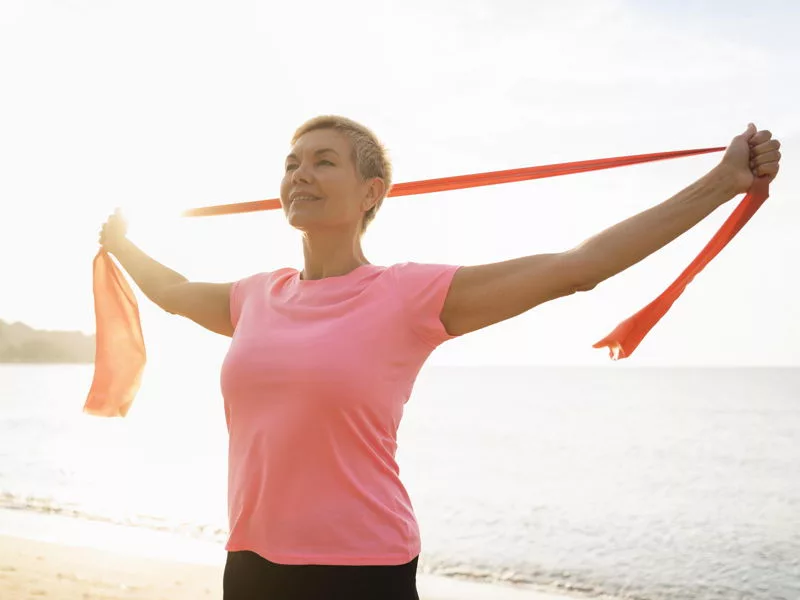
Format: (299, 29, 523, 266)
(290, 128, 352, 156)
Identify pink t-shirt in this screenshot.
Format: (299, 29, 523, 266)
(220, 262, 461, 566)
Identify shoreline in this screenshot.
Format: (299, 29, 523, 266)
(0, 509, 590, 600)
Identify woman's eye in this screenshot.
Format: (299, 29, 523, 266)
(285, 161, 332, 172)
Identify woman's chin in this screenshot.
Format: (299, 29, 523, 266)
(287, 210, 355, 235)
(287, 214, 325, 233)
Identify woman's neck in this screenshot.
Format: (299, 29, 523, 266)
(299, 230, 369, 281)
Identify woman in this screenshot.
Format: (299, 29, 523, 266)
(99, 116, 780, 599)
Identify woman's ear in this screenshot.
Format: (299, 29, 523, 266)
(362, 177, 386, 212)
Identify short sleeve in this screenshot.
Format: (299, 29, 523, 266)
(229, 272, 270, 330)
(391, 262, 462, 348)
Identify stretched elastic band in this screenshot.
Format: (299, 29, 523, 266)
(85, 144, 770, 417)
(182, 147, 727, 217)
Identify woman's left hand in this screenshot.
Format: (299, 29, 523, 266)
(719, 123, 781, 195)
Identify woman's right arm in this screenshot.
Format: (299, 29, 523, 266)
(100, 212, 234, 337)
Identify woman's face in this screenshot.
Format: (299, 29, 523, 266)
(280, 128, 376, 234)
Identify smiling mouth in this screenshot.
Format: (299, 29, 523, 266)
(292, 195, 321, 203)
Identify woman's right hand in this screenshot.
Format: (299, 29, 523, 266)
(98, 209, 129, 255)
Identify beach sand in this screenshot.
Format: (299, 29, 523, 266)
(0, 534, 584, 600)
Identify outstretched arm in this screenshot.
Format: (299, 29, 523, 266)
(100, 211, 234, 337)
(440, 125, 781, 337)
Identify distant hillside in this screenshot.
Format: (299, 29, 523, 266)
(0, 320, 95, 363)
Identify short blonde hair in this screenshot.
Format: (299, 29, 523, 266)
(292, 115, 392, 234)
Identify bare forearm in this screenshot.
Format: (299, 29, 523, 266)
(570, 166, 740, 288)
(110, 238, 188, 305)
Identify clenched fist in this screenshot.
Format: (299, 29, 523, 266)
(719, 123, 781, 196)
(98, 208, 129, 255)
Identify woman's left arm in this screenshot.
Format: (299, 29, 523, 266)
(440, 125, 781, 337)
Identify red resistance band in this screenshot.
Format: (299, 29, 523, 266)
(85, 146, 769, 417)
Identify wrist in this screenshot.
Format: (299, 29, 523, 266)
(107, 236, 133, 257)
(707, 165, 746, 204)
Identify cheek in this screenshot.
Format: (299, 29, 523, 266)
(332, 188, 363, 216)
(329, 176, 362, 207)
(279, 174, 291, 201)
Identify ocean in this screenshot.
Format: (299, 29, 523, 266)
(0, 363, 798, 600)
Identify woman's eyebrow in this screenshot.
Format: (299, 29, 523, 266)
(286, 148, 340, 161)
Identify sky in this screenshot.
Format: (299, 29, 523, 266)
(0, 0, 798, 367)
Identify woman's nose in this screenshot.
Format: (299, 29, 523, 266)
(291, 162, 312, 184)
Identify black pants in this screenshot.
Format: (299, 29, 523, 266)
(223, 550, 420, 600)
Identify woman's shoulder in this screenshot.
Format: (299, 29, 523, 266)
(231, 269, 290, 300)
(235, 268, 296, 285)
(387, 261, 462, 281)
